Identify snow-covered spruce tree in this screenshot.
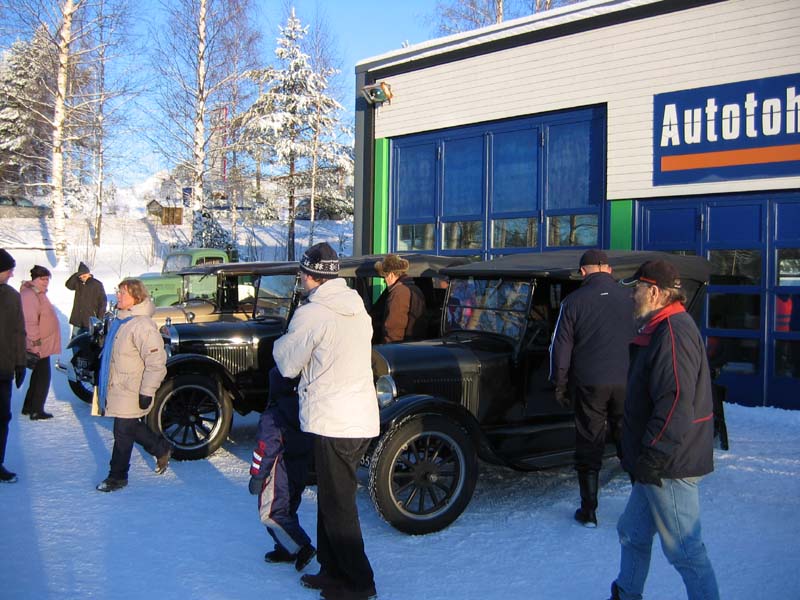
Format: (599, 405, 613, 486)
(235, 10, 351, 260)
(0, 27, 55, 193)
(191, 209, 233, 252)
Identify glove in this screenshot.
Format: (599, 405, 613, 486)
(554, 386, 570, 409)
(633, 448, 668, 487)
(248, 476, 265, 495)
(139, 394, 152, 410)
(15, 366, 26, 389)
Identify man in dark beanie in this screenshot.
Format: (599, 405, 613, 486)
(65, 261, 107, 338)
(274, 242, 379, 600)
(0, 249, 27, 482)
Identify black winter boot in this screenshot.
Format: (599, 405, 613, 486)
(608, 581, 621, 600)
(574, 470, 599, 527)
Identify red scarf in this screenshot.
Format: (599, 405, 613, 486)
(632, 302, 685, 347)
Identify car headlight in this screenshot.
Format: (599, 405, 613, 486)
(375, 374, 397, 408)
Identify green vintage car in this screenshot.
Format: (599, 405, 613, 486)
(139, 247, 230, 307)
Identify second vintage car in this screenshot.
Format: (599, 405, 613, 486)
(364, 250, 716, 535)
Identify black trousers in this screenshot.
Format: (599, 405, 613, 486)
(0, 378, 11, 465)
(23, 356, 50, 415)
(109, 417, 169, 481)
(573, 383, 625, 473)
(314, 435, 374, 591)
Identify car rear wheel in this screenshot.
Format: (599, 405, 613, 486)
(368, 415, 478, 535)
(148, 374, 232, 460)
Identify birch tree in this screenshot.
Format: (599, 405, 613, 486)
(150, 0, 257, 246)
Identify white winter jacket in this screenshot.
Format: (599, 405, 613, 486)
(273, 278, 378, 438)
(104, 299, 167, 419)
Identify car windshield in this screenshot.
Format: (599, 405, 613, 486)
(183, 273, 217, 303)
(253, 274, 296, 319)
(163, 254, 192, 272)
(444, 277, 531, 340)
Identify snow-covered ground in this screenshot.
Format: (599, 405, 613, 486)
(2, 217, 799, 599)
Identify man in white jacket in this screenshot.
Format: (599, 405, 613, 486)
(273, 242, 379, 600)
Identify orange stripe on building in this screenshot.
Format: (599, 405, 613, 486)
(661, 144, 800, 172)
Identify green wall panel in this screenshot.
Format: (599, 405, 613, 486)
(610, 200, 633, 250)
(373, 138, 390, 254)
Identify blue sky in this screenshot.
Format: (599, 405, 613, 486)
(121, 1, 437, 184)
(260, 1, 436, 104)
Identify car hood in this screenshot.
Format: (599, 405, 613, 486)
(373, 335, 512, 380)
(169, 318, 286, 344)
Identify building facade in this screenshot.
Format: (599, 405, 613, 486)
(353, 0, 800, 408)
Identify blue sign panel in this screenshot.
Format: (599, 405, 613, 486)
(653, 73, 800, 185)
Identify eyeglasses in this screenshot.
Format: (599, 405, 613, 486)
(115, 288, 131, 296)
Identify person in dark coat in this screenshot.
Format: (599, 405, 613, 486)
(374, 254, 426, 343)
(0, 249, 26, 483)
(249, 367, 315, 571)
(607, 260, 719, 600)
(65, 262, 107, 337)
(549, 249, 634, 527)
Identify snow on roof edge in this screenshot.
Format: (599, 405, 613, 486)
(355, 0, 666, 74)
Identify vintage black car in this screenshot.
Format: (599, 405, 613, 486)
(153, 254, 467, 460)
(56, 262, 292, 403)
(364, 250, 714, 535)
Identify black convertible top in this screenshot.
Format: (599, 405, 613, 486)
(179, 254, 468, 279)
(338, 254, 468, 278)
(440, 250, 711, 283)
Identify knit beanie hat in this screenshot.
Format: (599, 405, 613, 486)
(77, 261, 91, 275)
(0, 248, 15, 272)
(299, 242, 339, 279)
(30, 265, 52, 280)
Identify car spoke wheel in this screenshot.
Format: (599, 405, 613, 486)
(68, 352, 96, 403)
(369, 415, 477, 535)
(148, 374, 232, 460)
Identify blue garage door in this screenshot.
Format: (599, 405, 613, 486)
(638, 193, 800, 409)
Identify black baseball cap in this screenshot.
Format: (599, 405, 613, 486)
(620, 259, 681, 289)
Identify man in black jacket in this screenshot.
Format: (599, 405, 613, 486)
(549, 249, 634, 527)
(65, 262, 107, 337)
(0, 249, 27, 483)
(607, 260, 719, 600)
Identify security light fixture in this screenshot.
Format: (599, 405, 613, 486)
(361, 81, 393, 106)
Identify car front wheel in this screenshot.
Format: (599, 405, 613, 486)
(368, 415, 478, 535)
(147, 374, 232, 460)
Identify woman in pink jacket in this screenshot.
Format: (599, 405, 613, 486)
(20, 265, 61, 420)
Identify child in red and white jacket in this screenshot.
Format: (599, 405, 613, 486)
(249, 367, 315, 570)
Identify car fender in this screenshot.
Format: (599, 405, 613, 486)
(164, 353, 242, 403)
(378, 394, 497, 462)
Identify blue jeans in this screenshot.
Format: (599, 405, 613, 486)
(615, 478, 719, 600)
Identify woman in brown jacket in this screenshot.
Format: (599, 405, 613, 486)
(20, 265, 61, 420)
(95, 278, 172, 493)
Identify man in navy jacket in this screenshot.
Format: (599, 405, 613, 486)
(608, 260, 719, 600)
(549, 249, 634, 527)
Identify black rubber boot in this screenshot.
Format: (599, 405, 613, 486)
(574, 470, 598, 527)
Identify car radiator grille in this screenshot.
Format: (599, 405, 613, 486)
(205, 344, 253, 373)
(409, 376, 475, 411)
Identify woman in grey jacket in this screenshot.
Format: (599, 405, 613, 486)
(95, 279, 172, 493)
